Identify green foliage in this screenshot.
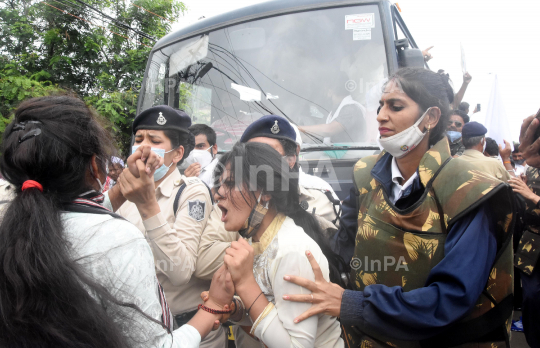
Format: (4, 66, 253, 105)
(0, 0, 185, 154)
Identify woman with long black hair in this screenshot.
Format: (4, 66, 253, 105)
(208, 141, 345, 347)
(0, 95, 233, 347)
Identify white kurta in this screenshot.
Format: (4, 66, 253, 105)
(242, 215, 344, 348)
(62, 211, 202, 348)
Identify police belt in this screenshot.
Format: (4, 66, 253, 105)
(173, 309, 198, 329)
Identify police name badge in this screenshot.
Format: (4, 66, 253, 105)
(188, 200, 206, 221)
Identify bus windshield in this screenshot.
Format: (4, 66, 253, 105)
(140, 4, 388, 153)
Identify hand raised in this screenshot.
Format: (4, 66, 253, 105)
(127, 145, 164, 178)
(184, 163, 201, 178)
(208, 264, 235, 308)
(282, 250, 345, 323)
(519, 115, 540, 168)
(223, 238, 255, 289)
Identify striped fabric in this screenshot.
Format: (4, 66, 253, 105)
(157, 281, 174, 332)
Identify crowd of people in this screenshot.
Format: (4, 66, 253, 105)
(0, 66, 539, 348)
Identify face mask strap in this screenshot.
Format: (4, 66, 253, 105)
(415, 107, 432, 131)
(90, 165, 104, 192)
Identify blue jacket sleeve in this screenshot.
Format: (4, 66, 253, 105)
(331, 190, 358, 264)
(339, 204, 497, 340)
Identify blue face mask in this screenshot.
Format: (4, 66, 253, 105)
(132, 146, 176, 182)
(447, 131, 462, 143)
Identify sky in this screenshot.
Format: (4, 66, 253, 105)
(171, 0, 540, 143)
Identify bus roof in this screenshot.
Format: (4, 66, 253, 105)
(154, 0, 385, 51)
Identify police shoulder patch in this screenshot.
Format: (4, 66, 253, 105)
(188, 200, 206, 221)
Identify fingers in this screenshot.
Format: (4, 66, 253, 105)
(223, 254, 233, 268)
(425, 46, 434, 52)
(146, 152, 164, 175)
(520, 115, 535, 145)
(139, 145, 152, 162)
(283, 275, 317, 292)
(293, 307, 323, 324)
(201, 291, 209, 302)
(135, 159, 150, 179)
(282, 294, 314, 303)
(305, 250, 324, 282)
(522, 118, 539, 148)
(212, 320, 220, 331)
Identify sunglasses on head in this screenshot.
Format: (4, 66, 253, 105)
(448, 120, 463, 128)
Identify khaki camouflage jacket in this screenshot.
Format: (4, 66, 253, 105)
(344, 137, 514, 348)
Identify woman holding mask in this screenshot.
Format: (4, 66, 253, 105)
(104, 105, 225, 347)
(208, 142, 346, 347)
(285, 68, 515, 348)
(0, 95, 233, 347)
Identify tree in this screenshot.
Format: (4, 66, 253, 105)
(0, 0, 186, 154)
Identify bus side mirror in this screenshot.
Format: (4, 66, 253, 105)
(395, 39, 424, 68)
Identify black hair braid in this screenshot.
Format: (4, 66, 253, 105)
(0, 95, 168, 347)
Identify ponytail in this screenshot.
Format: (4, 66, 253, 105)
(0, 95, 165, 347)
(0, 187, 131, 347)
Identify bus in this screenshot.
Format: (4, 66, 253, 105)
(138, 0, 425, 199)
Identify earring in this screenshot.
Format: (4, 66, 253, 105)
(427, 124, 431, 133)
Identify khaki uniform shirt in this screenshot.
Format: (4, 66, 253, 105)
(104, 169, 212, 315)
(456, 149, 512, 182)
(195, 205, 239, 280)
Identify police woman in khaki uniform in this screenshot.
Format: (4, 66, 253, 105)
(281, 68, 514, 348)
(104, 105, 226, 348)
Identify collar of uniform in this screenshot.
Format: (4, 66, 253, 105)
(371, 137, 450, 190)
(251, 213, 286, 256)
(156, 168, 182, 198)
(462, 149, 486, 159)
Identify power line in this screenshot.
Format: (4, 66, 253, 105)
(130, 2, 173, 23)
(43, 0, 151, 41)
(67, 0, 156, 41)
(41, 2, 152, 48)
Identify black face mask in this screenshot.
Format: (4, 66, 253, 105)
(515, 159, 525, 165)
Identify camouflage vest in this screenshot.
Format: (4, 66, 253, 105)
(344, 138, 514, 348)
(515, 167, 540, 275)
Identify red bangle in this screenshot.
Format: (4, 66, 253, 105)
(198, 304, 231, 315)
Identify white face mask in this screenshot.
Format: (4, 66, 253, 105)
(379, 107, 432, 159)
(482, 138, 487, 153)
(184, 146, 213, 169)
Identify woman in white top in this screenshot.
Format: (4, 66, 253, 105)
(0, 95, 233, 347)
(210, 142, 346, 347)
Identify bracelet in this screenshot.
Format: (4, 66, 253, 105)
(198, 304, 231, 315)
(231, 298, 238, 315)
(503, 161, 511, 164)
(247, 292, 264, 315)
